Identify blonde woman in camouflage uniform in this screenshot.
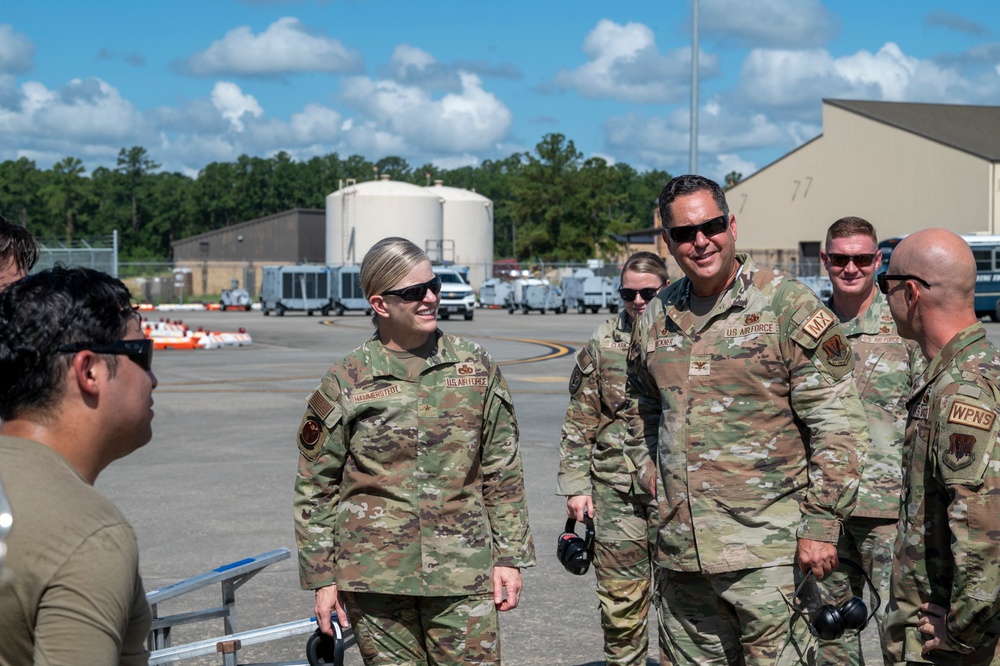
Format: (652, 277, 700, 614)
(294, 237, 536, 666)
(557, 252, 668, 666)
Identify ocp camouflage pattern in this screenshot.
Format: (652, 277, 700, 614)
(886, 323, 1000, 661)
(293, 330, 536, 596)
(826, 288, 923, 518)
(557, 310, 638, 496)
(626, 255, 869, 574)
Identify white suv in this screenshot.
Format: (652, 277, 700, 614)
(432, 267, 476, 321)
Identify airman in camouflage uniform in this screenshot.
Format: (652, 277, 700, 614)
(882, 229, 1000, 665)
(557, 252, 668, 666)
(815, 217, 924, 665)
(626, 175, 869, 665)
(295, 238, 535, 666)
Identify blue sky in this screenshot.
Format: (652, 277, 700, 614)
(1, 0, 999, 183)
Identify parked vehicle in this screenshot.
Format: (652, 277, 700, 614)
(260, 265, 333, 316)
(506, 278, 564, 314)
(432, 266, 476, 321)
(561, 269, 619, 314)
(330, 265, 370, 315)
(220, 288, 252, 311)
(479, 278, 513, 308)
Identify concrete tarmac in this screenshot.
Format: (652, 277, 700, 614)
(98, 306, 996, 665)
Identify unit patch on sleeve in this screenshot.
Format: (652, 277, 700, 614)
(821, 334, 851, 367)
(300, 417, 322, 449)
(802, 308, 835, 340)
(947, 401, 996, 431)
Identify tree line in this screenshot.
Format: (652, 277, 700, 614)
(0, 133, 675, 263)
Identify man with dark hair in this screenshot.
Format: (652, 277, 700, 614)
(626, 174, 869, 664)
(0, 215, 40, 291)
(0, 266, 156, 665)
(815, 217, 923, 665)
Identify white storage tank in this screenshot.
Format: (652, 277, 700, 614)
(326, 176, 444, 267)
(428, 181, 493, 291)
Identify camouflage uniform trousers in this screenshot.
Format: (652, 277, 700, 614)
(592, 481, 659, 666)
(341, 591, 499, 666)
(814, 517, 896, 666)
(656, 564, 815, 665)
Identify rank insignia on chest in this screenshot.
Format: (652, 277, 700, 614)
(689, 358, 711, 376)
(802, 309, 835, 340)
(945, 433, 978, 470)
(821, 334, 851, 367)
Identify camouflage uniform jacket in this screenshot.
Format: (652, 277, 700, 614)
(293, 330, 536, 596)
(626, 255, 869, 574)
(826, 289, 924, 519)
(557, 310, 637, 497)
(887, 323, 1000, 657)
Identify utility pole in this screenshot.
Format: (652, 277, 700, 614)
(689, 0, 699, 175)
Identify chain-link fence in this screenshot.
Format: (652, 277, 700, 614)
(34, 231, 119, 277)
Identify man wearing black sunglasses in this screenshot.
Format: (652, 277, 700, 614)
(883, 229, 1000, 664)
(0, 266, 156, 664)
(625, 175, 869, 665)
(813, 217, 923, 666)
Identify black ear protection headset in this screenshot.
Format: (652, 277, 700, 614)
(306, 617, 346, 666)
(556, 515, 595, 575)
(792, 558, 881, 641)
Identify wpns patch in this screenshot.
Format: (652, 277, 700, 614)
(821, 334, 851, 367)
(944, 432, 979, 471)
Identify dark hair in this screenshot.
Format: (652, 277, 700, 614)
(0, 215, 40, 275)
(0, 266, 135, 420)
(826, 216, 877, 247)
(657, 174, 729, 228)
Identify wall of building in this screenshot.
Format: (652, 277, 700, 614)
(172, 209, 325, 264)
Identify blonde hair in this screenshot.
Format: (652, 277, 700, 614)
(361, 236, 429, 304)
(621, 251, 668, 283)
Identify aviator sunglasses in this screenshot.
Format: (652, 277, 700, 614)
(57, 338, 154, 371)
(827, 253, 876, 268)
(666, 215, 729, 244)
(381, 275, 442, 302)
(619, 286, 661, 302)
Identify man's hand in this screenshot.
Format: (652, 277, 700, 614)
(797, 538, 838, 579)
(566, 495, 593, 522)
(493, 566, 522, 612)
(917, 602, 955, 654)
(314, 584, 350, 636)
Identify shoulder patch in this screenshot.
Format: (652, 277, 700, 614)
(947, 401, 996, 431)
(821, 334, 851, 367)
(569, 366, 584, 395)
(802, 308, 835, 340)
(944, 433, 978, 470)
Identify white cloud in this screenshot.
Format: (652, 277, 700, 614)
(182, 17, 363, 76)
(211, 82, 263, 131)
(554, 19, 718, 104)
(738, 42, 1000, 115)
(700, 0, 839, 48)
(341, 72, 512, 153)
(0, 25, 34, 74)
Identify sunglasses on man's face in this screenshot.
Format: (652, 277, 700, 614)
(57, 338, 154, 371)
(876, 273, 932, 295)
(381, 276, 442, 302)
(619, 286, 661, 302)
(666, 215, 729, 244)
(827, 253, 876, 268)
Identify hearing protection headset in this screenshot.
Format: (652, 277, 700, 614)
(556, 514, 595, 575)
(792, 558, 881, 641)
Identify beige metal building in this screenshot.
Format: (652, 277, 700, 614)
(727, 99, 1000, 274)
(171, 208, 325, 296)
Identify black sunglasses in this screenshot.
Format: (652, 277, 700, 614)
(619, 286, 661, 302)
(381, 276, 442, 302)
(827, 253, 876, 268)
(665, 215, 729, 244)
(57, 338, 154, 371)
(876, 273, 931, 295)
